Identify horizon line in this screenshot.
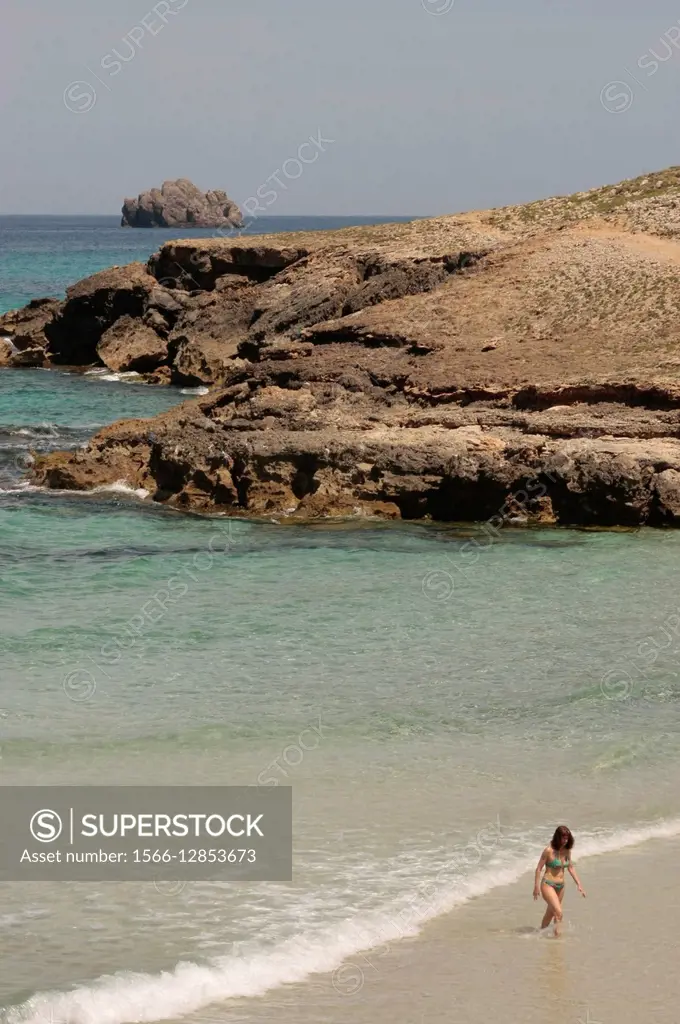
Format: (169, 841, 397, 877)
(0, 211, 423, 219)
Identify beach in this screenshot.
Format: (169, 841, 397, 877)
(251, 836, 680, 1024)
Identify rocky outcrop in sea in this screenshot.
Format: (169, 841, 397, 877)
(120, 179, 242, 229)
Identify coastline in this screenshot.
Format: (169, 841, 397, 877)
(7, 2, 680, 1018)
(246, 831, 680, 1024)
(4, 820, 679, 1024)
(3, 416, 680, 1024)
(6, 170, 680, 525)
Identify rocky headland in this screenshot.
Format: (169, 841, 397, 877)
(120, 179, 242, 229)
(6, 167, 680, 525)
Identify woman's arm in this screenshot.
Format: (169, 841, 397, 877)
(533, 848, 548, 899)
(568, 861, 586, 897)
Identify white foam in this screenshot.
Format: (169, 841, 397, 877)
(90, 371, 143, 384)
(577, 818, 680, 858)
(9, 424, 61, 439)
(5, 818, 680, 1024)
(0, 482, 38, 494)
(0, 481, 149, 500)
(90, 480, 149, 499)
(180, 386, 210, 395)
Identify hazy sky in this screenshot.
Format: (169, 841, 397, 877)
(3, 0, 680, 215)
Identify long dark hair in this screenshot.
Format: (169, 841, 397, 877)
(551, 825, 574, 851)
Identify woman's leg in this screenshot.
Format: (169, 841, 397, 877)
(552, 883, 567, 936)
(540, 898, 554, 929)
(540, 882, 564, 935)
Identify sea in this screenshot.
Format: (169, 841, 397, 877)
(1, 216, 680, 1024)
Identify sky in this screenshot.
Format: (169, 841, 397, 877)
(2, 0, 680, 215)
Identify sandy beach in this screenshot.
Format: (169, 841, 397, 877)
(235, 835, 680, 1024)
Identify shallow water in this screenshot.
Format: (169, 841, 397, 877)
(261, 837, 680, 1024)
(0, 214, 416, 312)
(2, 368, 680, 1023)
(1, 222, 679, 1024)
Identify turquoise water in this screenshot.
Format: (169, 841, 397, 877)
(1, 219, 680, 1024)
(0, 215, 416, 313)
(0, 369, 190, 491)
(3, 369, 680, 1024)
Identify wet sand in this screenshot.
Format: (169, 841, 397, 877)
(230, 835, 680, 1024)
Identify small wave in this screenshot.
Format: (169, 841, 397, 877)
(0, 482, 38, 495)
(85, 371, 144, 384)
(4, 817, 679, 1024)
(0, 482, 149, 501)
(0, 443, 32, 453)
(180, 386, 210, 396)
(90, 480, 150, 499)
(5, 426, 59, 439)
(0, 424, 92, 441)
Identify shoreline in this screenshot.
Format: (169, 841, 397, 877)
(3, 454, 652, 534)
(306, 831, 680, 1024)
(5, 170, 680, 525)
(4, 821, 679, 1024)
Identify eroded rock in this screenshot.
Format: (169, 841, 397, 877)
(654, 468, 680, 521)
(121, 179, 242, 229)
(46, 264, 156, 364)
(0, 298, 62, 367)
(97, 316, 168, 372)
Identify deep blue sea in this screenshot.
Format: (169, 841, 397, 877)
(1, 215, 680, 1024)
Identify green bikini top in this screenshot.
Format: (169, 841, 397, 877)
(546, 852, 570, 869)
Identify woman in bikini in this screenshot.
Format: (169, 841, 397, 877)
(533, 825, 586, 936)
